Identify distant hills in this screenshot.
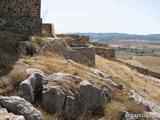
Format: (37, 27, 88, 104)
(73, 33, 160, 42)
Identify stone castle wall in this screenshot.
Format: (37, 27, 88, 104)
(56, 34, 89, 45)
(0, 0, 42, 35)
(42, 24, 56, 37)
(73, 44, 95, 66)
(95, 47, 115, 59)
(69, 44, 95, 67)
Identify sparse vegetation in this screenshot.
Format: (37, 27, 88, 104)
(8, 66, 29, 88)
(1, 31, 160, 120)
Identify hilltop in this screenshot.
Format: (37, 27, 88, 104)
(0, 31, 160, 120)
(74, 32, 160, 43)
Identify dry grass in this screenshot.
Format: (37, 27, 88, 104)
(8, 66, 29, 89)
(22, 50, 91, 78)
(96, 55, 160, 105)
(104, 99, 145, 120)
(135, 56, 160, 73)
(1, 31, 159, 119)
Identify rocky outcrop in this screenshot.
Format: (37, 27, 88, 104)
(18, 73, 43, 104)
(42, 80, 109, 116)
(45, 72, 85, 84)
(19, 41, 42, 56)
(42, 86, 66, 114)
(130, 90, 160, 118)
(0, 96, 43, 120)
(0, 108, 25, 120)
(43, 38, 70, 59)
(42, 86, 76, 117)
(76, 81, 107, 113)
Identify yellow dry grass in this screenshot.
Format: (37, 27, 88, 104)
(96, 55, 160, 105)
(104, 99, 146, 120)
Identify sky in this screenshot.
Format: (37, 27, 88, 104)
(41, 0, 160, 35)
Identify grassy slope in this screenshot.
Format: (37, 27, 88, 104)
(0, 31, 160, 119)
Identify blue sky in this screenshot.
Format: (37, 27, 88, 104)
(41, 0, 160, 35)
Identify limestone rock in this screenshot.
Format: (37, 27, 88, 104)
(89, 68, 110, 78)
(130, 90, 160, 118)
(0, 96, 43, 120)
(77, 81, 106, 113)
(26, 68, 44, 76)
(46, 72, 85, 83)
(18, 73, 43, 104)
(62, 91, 76, 117)
(19, 41, 42, 56)
(15, 61, 29, 67)
(43, 38, 70, 59)
(0, 108, 25, 120)
(42, 86, 66, 114)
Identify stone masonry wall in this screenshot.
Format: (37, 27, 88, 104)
(56, 34, 89, 45)
(95, 47, 115, 59)
(42, 24, 56, 37)
(71, 44, 95, 66)
(0, 0, 42, 36)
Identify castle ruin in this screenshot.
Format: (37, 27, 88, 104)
(0, 0, 42, 36)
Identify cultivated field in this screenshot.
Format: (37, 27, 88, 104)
(109, 39, 160, 73)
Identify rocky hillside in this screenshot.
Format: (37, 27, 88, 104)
(0, 31, 160, 120)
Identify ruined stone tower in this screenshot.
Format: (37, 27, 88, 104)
(0, 0, 42, 35)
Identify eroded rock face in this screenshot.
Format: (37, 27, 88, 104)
(76, 81, 107, 113)
(0, 96, 43, 120)
(42, 86, 66, 114)
(18, 73, 43, 104)
(19, 41, 42, 56)
(43, 38, 70, 59)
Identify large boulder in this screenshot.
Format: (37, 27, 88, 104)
(0, 96, 43, 120)
(62, 91, 76, 117)
(43, 38, 70, 59)
(18, 73, 43, 104)
(77, 81, 107, 113)
(0, 108, 25, 120)
(42, 86, 66, 114)
(19, 41, 42, 56)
